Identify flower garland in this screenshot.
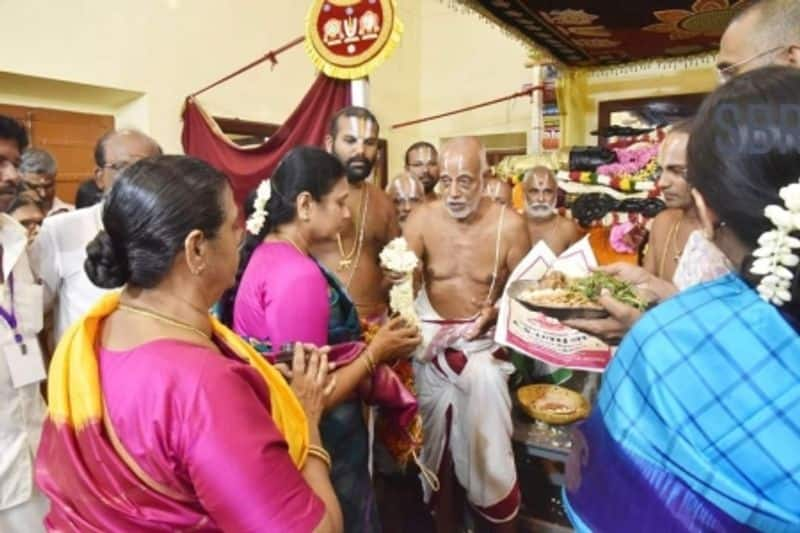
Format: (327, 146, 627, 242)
(596, 144, 660, 176)
(751, 182, 800, 306)
(557, 166, 658, 193)
(560, 206, 651, 229)
(605, 128, 667, 150)
(246, 180, 272, 235)
(379, 237, 420, 328)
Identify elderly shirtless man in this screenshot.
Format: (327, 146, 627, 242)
(313, 106, 399, 321)
(523, 166, 582, 255)
(402, 137, 530, 532)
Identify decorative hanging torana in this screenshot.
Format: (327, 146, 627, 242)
(305, 0, 403, 79)
(452, 0, 747, 67)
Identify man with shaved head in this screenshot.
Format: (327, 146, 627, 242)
(386, 172, 425, 224)
(523, 166, 582, 255)
(483, 172, 512, 205)
(400, 136, 530, 532)
(717, 0, 800, 83)
(31, 129, 162, 343)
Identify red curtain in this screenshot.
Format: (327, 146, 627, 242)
(181, 74, 351, 204)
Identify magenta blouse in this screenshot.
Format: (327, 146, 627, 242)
(233, 241, 330, 348)
(98, 338, 324, 532)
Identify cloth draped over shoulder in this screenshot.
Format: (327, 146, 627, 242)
(36, 292, 310, 531)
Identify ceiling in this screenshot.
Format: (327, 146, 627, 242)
(459, 0, 747, 67)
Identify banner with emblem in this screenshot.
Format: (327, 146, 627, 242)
(305, 0, 403, 80)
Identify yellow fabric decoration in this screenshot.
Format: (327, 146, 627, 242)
(47, 292, 309, 467)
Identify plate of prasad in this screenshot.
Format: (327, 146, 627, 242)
(508, 270, 646, 321)
(517, 384, 590, 425)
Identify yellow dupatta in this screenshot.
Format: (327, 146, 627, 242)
(47, 291, 309, 467)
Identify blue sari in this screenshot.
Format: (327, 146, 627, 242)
(564, 274, 800, 532)
(317, 264, 381, 533)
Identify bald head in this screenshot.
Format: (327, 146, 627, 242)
(439, 137, 487, 178)
(523, 166, 555, 187)
(523, 166, 558, 220)
(718, 0, 800, 82)
(438, 137, 487, 220)
(95, 129, 162, 192)
(387, 173, 424, 222)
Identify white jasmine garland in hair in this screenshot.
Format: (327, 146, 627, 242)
(246, 180, 272, 235)
(750, 182, 800, 306)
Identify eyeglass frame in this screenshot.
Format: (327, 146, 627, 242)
(102, 161, 132, 173)
(717, 45, 787, 83)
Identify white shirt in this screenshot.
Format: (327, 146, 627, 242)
(0, 214, 47, 511)
(30, 203, 109, 342)
(46, 196, 74, 217)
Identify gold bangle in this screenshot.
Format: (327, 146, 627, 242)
(307, 445, 332, 470)
(361, 349, 376, 375)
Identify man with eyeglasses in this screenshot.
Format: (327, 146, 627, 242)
(30, 129, 161, 346)
(405, 141, 440, 201)
(19, 148, 72, 217)
(717, 0, 800, 83)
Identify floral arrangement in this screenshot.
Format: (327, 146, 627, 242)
(559, 207, 650, 229)
(596, 144, 659, 177)
(557, 165, 659, 193)
(751, 182, 800, 306)
(609, 221, 645, 254)
(379, 238, 420, 328)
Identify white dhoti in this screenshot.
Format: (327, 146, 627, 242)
(413, 290, 520, 523)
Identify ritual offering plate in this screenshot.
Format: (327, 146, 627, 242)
(517, 384, 590, 425)
(509, 270, 646, 321)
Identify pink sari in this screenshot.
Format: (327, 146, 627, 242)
(36, 294, 322, 532)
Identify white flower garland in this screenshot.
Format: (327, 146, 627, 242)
(379, 237, 420, 328)
(751, 182, 800, 306)
(246, 180, 272, 236)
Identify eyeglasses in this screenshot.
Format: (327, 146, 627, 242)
(103, 161, 131, 173)
(23, 179, 54, 190)
(717, 45, 786, 83)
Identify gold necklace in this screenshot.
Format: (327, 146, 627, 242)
(342, 188, 369, 289)
(119, 304, 211, 340)
(336, 186, 369, 271)
(273, 233, 307, 256)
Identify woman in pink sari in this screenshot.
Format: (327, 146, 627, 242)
(35, 156, 343, 532)
(220, 146, 420, 532)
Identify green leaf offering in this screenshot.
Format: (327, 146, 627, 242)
(567, 272, 646, 310)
